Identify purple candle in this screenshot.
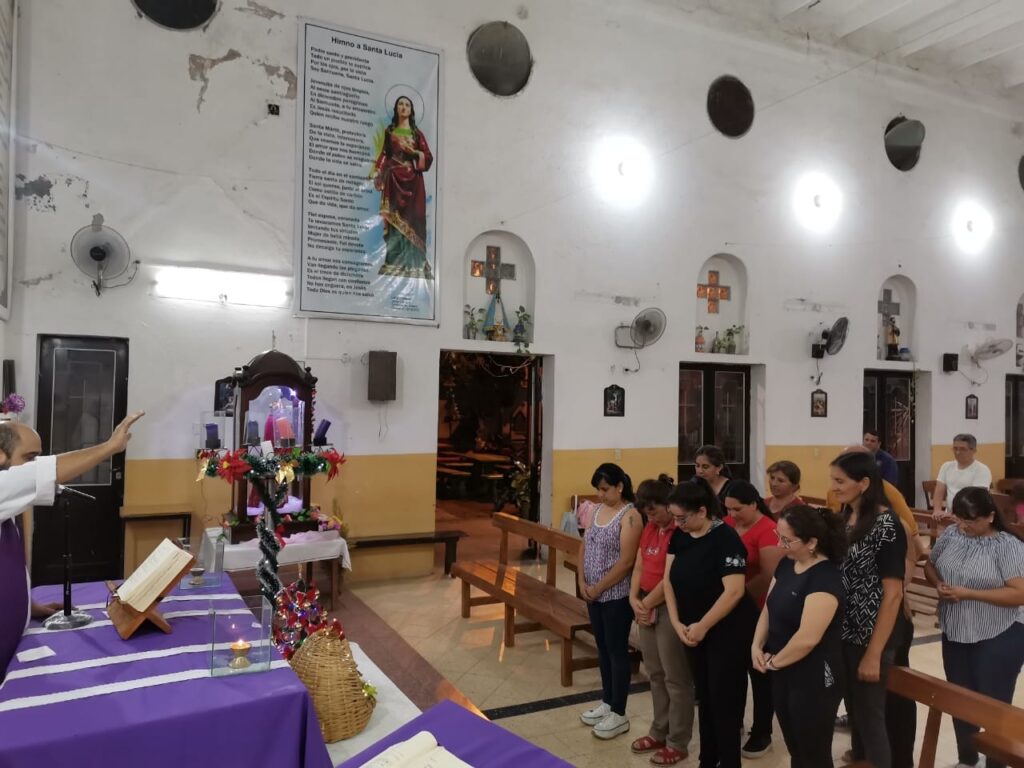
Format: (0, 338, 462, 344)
(204, 423, 221, 449)
(313, 420, 331, 446)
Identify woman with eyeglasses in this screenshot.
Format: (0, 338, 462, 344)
(924, 487, 1024, 768)
(723, 480, 783, 759)
(627, 475, 694, 766)
(752, 505, 847, 767)
(831, 451, 907, 768)
(663, 477, 757, 768)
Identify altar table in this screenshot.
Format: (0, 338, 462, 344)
(338, 699, 572, 768)
(0, 581, 332, 768)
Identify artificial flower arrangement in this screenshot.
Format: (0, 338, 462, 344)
(0, 393, 25, 415)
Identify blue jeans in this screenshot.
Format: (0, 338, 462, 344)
(941, 622, 1024, 768)
(587, 597, 633, 716)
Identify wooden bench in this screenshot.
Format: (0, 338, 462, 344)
(352, 530, 466, 576)
(843, 666, 1024, 768)
(451, 512, 599, 686)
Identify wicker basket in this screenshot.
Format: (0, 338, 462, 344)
(289, 630, 375, 742)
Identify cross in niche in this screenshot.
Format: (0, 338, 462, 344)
(470, 245, 516, 296)
(877, 288, 900, 318)
(696, 269, 731, 314)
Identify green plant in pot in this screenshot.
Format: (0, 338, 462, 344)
(724, 324, 744, 354)
(463, 305, 485, 340)
(512, 305, 532, 354)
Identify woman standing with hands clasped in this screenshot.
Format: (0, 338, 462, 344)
(577, 463, 643, 740)
(752, 505, 847, 767)
(628, 475, 694, 766)
(663, 477, 757, 768)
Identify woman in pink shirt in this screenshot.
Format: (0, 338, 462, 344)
(724, 480, 783, 759)
(628, 475, 695, 765)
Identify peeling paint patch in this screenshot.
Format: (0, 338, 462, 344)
(235, 0, 284, 20)
(15, 175, 55, 211)
(259, 62, 297, 100)
(20, 271, 57, 287)
(188, 49, 242, 112)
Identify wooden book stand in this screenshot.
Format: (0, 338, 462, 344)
(104, 555, 195, 640)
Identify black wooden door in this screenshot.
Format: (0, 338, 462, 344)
(32, 335, 129, 584)
(1006, 375, 1024, 479)
(863, 370, 915, 503)
(678, 363, 750, 482)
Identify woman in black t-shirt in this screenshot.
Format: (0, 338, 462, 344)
(663, 478, 757, 768)
(752, 505, 847, 768)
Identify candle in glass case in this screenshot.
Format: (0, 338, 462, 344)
(228, 638, 252, 670)
(204, 423, 220, 449)
(275, 416, 295, 446)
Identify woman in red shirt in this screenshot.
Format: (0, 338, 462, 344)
(724, 480, 783, 759)
(628, 475, 695, 766)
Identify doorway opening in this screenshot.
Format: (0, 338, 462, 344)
(1006, 375, 1024, 479)
(437, 351, 543, 559)
(863, 369, 916, 503)
(32, 335, 129, 584)
(678, 362, 751, 482)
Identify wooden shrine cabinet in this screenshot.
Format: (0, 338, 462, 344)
(228, 350, 317, 543)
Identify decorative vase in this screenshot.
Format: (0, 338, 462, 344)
(512, 321, 526, 344)
(695, 329, 705, 353)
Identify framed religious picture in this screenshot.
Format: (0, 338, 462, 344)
(499, 263, 516, 280)
(486, 245, 500, 270)
(485, 278, 499, 295)
(696, 284, 708, 299)
(707, 299, 719, 314)
(603, 384, 624, 417)
(707, 286, 720, 300)
(719, 286, 731, 301)
(965, 393, 979, 420)
(470, 260, 484, 277)
(707, 270, 719, 286)
(811, 389, 827, 418)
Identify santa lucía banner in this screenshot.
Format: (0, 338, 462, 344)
(295, 20, 441, 323)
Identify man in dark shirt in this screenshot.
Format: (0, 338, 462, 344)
(863, 430, 899, 487)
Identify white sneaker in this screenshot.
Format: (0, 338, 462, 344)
(592, 711, 630, 740)
(580, 702, 611, 725)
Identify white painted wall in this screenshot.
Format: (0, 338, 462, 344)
(6, 0, 1024, 466)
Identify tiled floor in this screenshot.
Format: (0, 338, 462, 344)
(338, 504, 1024, 767)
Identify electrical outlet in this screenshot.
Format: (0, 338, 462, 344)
(267, 103, 280, 116)
(613, 448, 621, 460)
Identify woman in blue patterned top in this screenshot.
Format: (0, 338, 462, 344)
(924, 487, 1024, 768)
(577, 463, 643, 740)
(831, 451, 907, 768)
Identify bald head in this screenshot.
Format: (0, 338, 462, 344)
(841, 444, 870, 456)
(0, 422, 43, 469)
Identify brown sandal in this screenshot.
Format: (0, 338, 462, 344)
(630, 736, 665, 754)
(650, 747, 687, 765)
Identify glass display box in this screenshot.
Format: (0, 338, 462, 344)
(209, 594, 273, 676)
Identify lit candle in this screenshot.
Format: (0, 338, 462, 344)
(275, 416, 295, 445)
(228, 638, 252, 670)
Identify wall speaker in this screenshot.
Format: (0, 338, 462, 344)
(942, 353, 959, 373)
(367, 351, 397, 401)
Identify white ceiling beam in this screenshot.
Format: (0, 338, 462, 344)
(895, 0, 1018, 56)
(948, 20, 1024, 69)
(836, 0, 914, 37)
(773, 0, 815, 20)
(1001, 55, 1024, 88)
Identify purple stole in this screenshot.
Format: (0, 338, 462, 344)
(0, 518, 29, 682)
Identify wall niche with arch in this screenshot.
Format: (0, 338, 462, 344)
(876, 275, 916, 361)
(463, 230, 536, 347)
(695, 253, 747, 355)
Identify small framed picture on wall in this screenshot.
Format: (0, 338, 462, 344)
(811, 389, 827, 418)
(604, 384, 624, 417)
(965, 393, 979, 420)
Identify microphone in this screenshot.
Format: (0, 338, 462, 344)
(56, 485, 97, 502)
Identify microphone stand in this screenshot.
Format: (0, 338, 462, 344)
(44, 485, 97, 631)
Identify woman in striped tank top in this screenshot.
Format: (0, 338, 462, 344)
(924, 487, 1024, 768)
(578, 463, 643, 740)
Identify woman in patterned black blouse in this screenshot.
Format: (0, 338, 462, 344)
(830, 452, 907, 768)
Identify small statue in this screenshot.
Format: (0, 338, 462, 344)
(885, 316, 901, 360)
(711, 331, 722, 354)
(695, 325, 706, 353)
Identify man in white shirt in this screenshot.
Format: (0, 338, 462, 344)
(931, 433, 992, 520)
(0, 411, 143, 681)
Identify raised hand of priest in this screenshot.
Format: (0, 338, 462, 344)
(109, 411, 145, 453)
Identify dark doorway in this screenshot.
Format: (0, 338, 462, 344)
(32, 335, 129, 584)
(678, 363, 750, 481)
(1006, 375, 1024, 479)
(863, 370, 915, 502)
(437, 352, 542, 523)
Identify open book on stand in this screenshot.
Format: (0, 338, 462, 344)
(106, 538, 195, 640)
(359, 730, 473, 768)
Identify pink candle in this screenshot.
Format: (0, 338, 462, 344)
(275, 417, 295, 440)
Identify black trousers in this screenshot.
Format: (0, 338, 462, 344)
(587, 596, 633, 716)
(773, 657, 843, 768)
(886, 612, 916, 768)
(843, 641, 895, 768)
(748, 664, 774, 738)
(687, 609, 755, 768)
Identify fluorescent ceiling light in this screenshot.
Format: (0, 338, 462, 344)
(951, 200, 993, 256)
(590, 135, 654, 208)
(792, 172, 843, 233)
(153, 266, 291, 308)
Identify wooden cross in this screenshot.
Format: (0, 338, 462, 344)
(877, 288, 900, 318)
(470, 245, 516, 296)
(696, 269, 731, 314)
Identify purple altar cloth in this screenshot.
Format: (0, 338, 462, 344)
(338, 699, 571, 768)
(0, 581, 331, 768)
